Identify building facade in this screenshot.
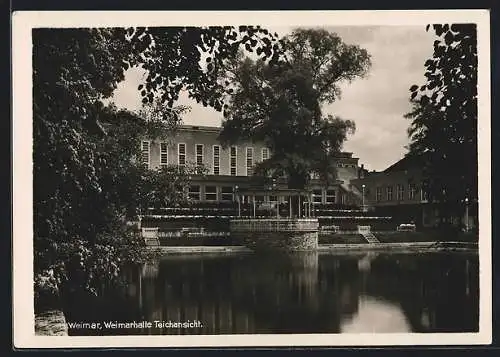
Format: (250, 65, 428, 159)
(350, 155, 477, 229)
(350, 156, 430, 226)
(140, 125, 364, 206)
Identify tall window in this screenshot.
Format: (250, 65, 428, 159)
(421, 188, 428, 201)
(205, 186, 217, 201)
(160, 142, 168, 167)
(312, 189, 323, 204)
(387, 186, 393, 201)
(213, 145, 220, 175)
(261, 147, 269, 161)
(409, 184, 417, 200)
(221, 186, 233, 201)
(230, 146, 237, 176)
(195, 144, 204, 167)
(141, 140, 150, 168)
(178, 143, 186, 167)
(397, 184, 405, 201)
(188, 185, 200, 201)
(326, 190, 336, 204)
(246, 147, 254, 176)
(376, 187, 382, 202)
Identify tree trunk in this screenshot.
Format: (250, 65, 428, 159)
(287, 172, 308, 218)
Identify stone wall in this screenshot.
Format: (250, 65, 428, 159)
(233, 231, 319, 251)
(230, 218, 319, 251)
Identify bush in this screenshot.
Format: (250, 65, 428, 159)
(33, 225, 160, 313)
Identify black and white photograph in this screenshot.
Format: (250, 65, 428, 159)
(12, 10, 491, 348)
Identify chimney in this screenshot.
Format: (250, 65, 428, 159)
(358, 164, 365, 179)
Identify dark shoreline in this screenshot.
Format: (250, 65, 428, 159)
(145, 241, 478, 255)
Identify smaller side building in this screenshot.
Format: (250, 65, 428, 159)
(351, 155, 477, 230)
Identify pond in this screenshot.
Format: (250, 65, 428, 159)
(65, 251, 479, 335)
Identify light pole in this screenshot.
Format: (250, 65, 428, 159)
(235, 185, 240, 217)
(465, 197, 469, 232)
(362, 184, 366, 211)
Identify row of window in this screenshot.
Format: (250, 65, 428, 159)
(312, 189, 346, 204)
(186, 186, 342, 203)
(337, 163, 357, 168)
(141, 141, 270, 176)
(374, 184, 424, 202)
(181, 185, 348, 203)
(186, 185, 235, 201)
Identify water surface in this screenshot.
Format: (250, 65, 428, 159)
(67, 251, 479, 335)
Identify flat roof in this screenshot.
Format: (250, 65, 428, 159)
(178, 124, 221, 133)
(175, 125, 359, 160)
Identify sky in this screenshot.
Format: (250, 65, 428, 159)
(109, 25, 435, 172)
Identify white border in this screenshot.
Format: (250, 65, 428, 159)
(12, 9, 491, 348)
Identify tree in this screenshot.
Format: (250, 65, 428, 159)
(135, 26, 284, 108)
(135, 97, 190, 141)
(34, 26, 281, 241)
(218, 29, 371, 189)
(33, 26, 282, 306)
(405, 24, 477, 227)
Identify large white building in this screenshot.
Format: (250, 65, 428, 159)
(140, 125, 365, 206)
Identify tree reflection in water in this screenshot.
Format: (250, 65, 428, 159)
(340, 296, 411, 333)
(66, 251, 478, 335)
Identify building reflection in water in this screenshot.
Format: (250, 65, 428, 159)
(107, 251, 478, 335)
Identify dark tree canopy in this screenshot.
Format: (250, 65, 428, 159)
(134, 26, 283, 109)
(33, 26, 281, 239)
(32, 26, 283, 300)
(285, 28, 371, 103)
(405, 24, 477, 216)
(218, 29, 370, 189)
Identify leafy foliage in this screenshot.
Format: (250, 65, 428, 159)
(132, 26, 283, 109)
(218, 29, 370, 189)
(405, 24, 477, 220)
(131, 163, 209, 215)
(284, 28, 371, 104)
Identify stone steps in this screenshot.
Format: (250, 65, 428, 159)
(360, 231, 380, 244)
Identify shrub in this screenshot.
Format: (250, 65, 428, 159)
(33, 225, 159, 313)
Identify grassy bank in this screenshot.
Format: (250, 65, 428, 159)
(153, 230, 478, 247)
(147, 241, 477, 255)
(375, 231, 478, 243)
(158, 236, 235, 246)
(318, 234, 367, 244)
